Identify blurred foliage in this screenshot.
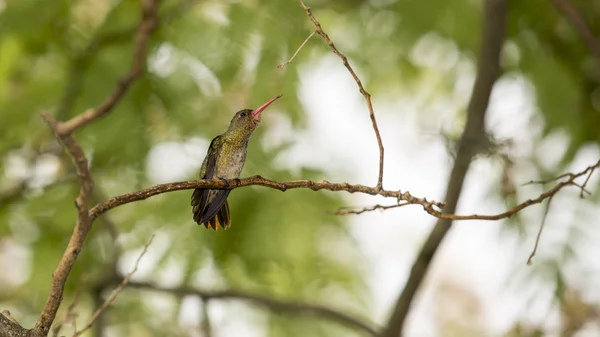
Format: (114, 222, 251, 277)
(1, 0, 600, 336)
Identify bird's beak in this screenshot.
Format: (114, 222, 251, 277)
(251, 94, 283, 118)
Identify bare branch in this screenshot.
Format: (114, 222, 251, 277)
(278, 31, 317, 69)
(380, 1, 509, 336)
(0, 312, 27, 337)
(425, 160, 600, 220)
(52, 276, 86, 337)
(521, 172, 573, 186)
(579, 166, 597, 198)
(297, 0, 385, 190)
(1, 311, 19, 326)
(36, 112, 95, 334)
(56, 0, 160, 136)
(73, 236, 154, 337)
(126, 281, 377, 336)
(330, 203, 411, 215)
(87, 158, 600, 225)
(550, 0, 600, 63)
(89, 176, 444, 222)
(521, 169, 593, 198)
(527, 195, 554, 266)
(32, 1, 161, 334)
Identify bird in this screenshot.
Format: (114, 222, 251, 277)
(191, 95, 282, 230)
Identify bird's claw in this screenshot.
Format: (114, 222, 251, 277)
(219, 177, 230, 189)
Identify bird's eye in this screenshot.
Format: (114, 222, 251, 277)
(240, 111, 248, 117)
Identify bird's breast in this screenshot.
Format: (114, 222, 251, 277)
(216, 143, 248, 179)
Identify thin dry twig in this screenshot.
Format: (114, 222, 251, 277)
(73, 235, 155, 337)
(527, 195, 554, 266)
(550, 0, 600, 63)
(579, 166, 597, 198)
(126, 281, 377, 336)
(278, 31, 317, 68)
(521, 170, 592, 198)
(52, 276, 87, 337)
(522, 172, 573, 186)
(298, 0, 385, 190)
(423, 160, 600, 220)
(57, 0, 159, 136)
(33, 1, 160, 334)
(330, 202, 411, 215)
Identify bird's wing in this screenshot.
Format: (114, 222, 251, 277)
(191, 136, 231, 225)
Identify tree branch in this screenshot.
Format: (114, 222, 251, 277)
(0, 312, 28, 337)
(125, 281, 377, 336)
(332, 160, 599, 218)
(330, 203, 411, 215)
(56, 0, 159, 136)
(52, 276, 86, 337)
(26, 1, 161, 335)
(527, 195, 554, 266)
(297, 0, 386, 190)
(579, 165, 597, 198)
(88, 176, 446, 222)
(86, 157, 600, 226)
(36, 113, 95, 334)
(380, 0, 508, 336)
(278, 31, 317, 69)
(73, 236, 154, 337)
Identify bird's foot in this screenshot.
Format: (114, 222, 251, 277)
(219, 177, 230, 189)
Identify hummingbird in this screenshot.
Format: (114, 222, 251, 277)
(191, 95, 282, 230)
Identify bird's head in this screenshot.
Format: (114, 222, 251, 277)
(227, 95, 282, 137)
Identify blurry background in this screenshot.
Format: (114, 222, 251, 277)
(1, 0, 600, 336)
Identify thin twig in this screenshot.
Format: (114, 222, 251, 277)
(56, 0, 159, 136)
(56, 0, 196, 121)
(521, 172, 573, 186)
(527, 195, 554, 266)
(73, 235, 155, 337)
(52, 276, 87, 337)
(521, 170, 592, 197)
(298, 0, 385, 190)
(126, 281, 377, 336)
(380, 0, 509, 336)
(330, 203, 410, 215)
(550, 0, 600, 63)
(579, 166, 596, 198)
(33, 1, 160, 334)
(278, 31, 317, 69)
